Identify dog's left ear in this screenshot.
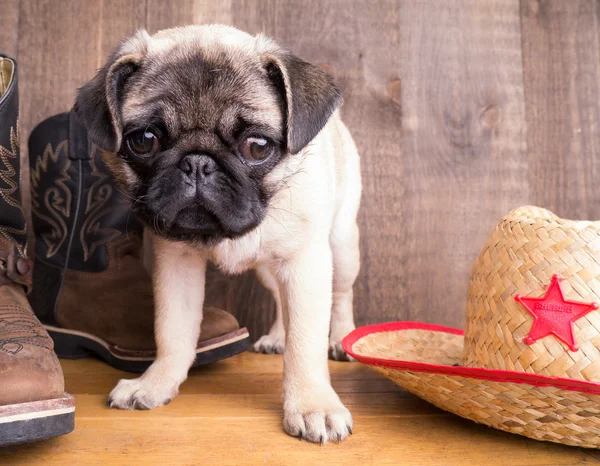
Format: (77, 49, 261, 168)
(73, 30, 151, 152)
(262, 44, 343, 154)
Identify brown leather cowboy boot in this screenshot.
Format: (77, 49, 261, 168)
(0, 54, 74, 446)
(27, 112, 250, 373)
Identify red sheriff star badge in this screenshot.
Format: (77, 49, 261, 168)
(514, 274, 599, 351)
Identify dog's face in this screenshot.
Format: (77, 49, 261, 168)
(74, 25, 341, 243)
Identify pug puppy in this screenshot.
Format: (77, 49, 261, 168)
(74, 25, 361, 444)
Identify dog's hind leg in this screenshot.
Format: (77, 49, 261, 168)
(253, 266, 286, 354)
(329, 220, 359, 361)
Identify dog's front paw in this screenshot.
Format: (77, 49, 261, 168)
(253, 333, 285, 354)
(283, 390, 353, 444)
(107, 377, 177, 410)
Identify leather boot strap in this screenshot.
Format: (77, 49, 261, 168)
(0, 243, 32, 293)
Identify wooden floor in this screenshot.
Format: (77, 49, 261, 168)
(0, 352, 598, 465)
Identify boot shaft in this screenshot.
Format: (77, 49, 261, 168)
(0, 55, 30, 290)
(29, 112, 143, 272)
(28, 112, 143, 325)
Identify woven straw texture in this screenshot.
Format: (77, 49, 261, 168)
(353, 329, 600, 448)
(463, 206, 600, 380)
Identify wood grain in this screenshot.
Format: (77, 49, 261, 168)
(398, 0, 528, 325)
(146, 0, 232, 33)
(6, 0, 600, 339)
(17, 0, 101, 140)
(2, 354, 599, 465)
(98, 0, 147, 61)
(0, 0, 19, 58)
(521, 0, 600, 220)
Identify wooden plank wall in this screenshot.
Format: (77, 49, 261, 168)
(1, 0, 600, 339)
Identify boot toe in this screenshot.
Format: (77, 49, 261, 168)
(199, 307, 241, 341)
(0, 351, 65, 406)
(0, 285, 65, 406)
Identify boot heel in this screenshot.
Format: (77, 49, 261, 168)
(47, 329, 93, 359)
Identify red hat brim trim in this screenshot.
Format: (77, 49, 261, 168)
(342, 322, 600, 396)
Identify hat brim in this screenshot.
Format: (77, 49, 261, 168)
(343, 322, 600, 448)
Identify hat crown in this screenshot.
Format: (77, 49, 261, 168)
(463, 206, 600, 381)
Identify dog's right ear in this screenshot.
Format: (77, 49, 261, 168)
(73, 30, 151, 152)
(257, 36, 343, 155)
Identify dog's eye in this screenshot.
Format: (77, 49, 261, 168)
(127, 130, 159, 157)
(239, 137, 274, 163)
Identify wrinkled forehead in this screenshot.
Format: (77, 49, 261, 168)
(122, 38, 283, 137)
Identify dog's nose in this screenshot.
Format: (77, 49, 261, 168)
(179, 154, 217, 181)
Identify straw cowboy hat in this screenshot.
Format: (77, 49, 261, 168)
(344, 206, 600, 448)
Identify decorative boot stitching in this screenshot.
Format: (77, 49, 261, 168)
(0, 122, 27, 257)
(80, 144, 126, 262)
(0, 306, 52, 354)
(30, 140, 72, 258)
